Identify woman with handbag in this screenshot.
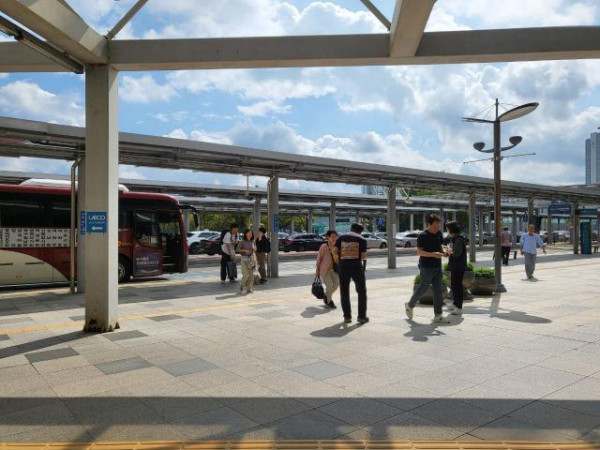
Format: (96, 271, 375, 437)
(315, 230, 339, 309)
(237, 229, 257, 294)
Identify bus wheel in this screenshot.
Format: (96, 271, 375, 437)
(118, 256, 132, 282)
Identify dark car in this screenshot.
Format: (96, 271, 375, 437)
(282, 233, 324, 252)
(200, 233, 222, 256)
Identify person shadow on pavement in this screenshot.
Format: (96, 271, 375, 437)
(310, 322, 361, 338)
(301, 306, 334, 319)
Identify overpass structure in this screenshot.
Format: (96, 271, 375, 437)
(2, 0, 600, 332)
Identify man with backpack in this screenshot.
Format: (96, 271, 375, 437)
(255, 226, 271, 284)
(220, 223, 239, 284)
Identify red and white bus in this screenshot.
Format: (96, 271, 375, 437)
(0, 182, 191, 286)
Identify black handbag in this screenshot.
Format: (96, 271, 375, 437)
(311, 276, 325, 300)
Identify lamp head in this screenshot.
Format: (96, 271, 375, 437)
(509, 136, 522, 145)
(473, 142, 486, 151)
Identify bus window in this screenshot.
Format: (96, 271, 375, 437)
(49, 197, 70, 228)
(0, 196, 46, 227)
(135, 211, 161, 248)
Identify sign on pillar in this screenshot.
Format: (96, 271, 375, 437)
(86, 211, 107, 234)
(80, 211, 86, 235)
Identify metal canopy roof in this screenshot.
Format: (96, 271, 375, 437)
(1, 116, 600, 203)
(0, 170, 518, 211)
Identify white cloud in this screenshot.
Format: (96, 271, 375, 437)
(167, 68, 336, 103)
(0, 80, 83, 126)
(436, 0, 597, 28)
(237, 100, 291, 117)
(120, 75, 177, 103)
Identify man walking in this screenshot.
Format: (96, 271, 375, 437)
(520, 224, 546, 279)
(405, 213, 450, 324)
(220, 223, 239, 284)
(333, 223, 368, 324)
(500, 226, 513, 265)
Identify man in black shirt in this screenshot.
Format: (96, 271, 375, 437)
(333, 223, 368, 324)
(405, 214, 450, 323)
(255, 226, 271, 284)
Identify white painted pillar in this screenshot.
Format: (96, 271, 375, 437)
(439, 207, 445, 225)
(83, 64, 119, 333)
(387, 185, 397, 269)
(409, 213, 414, 231)
(290, 215, 295, 234)
(267, 176, 279, 278)
(329, 200, 336, 230)
(307, 209, 313, 233)
(77, 158, 86, 293)
(355, 210, 360, 225)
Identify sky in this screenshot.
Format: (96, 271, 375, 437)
(1, 0, 600, 193)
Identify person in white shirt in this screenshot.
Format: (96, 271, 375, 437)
(519, 224, 546, 279)
(220, 223, 239, 284)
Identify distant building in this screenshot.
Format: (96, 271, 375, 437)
(361, 185, 386, 196)
(585, 132, 600, 185)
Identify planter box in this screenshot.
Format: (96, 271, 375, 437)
(470, 277, 496, 295)
(413, 284, 449, 304)
(444, 270, 475, 290)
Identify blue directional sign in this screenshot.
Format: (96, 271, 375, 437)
(86, 211, 107, 234)
(80, 211, 86, 235)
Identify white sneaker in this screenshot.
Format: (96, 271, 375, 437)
(446, 304, 455, 311)
(451, 308, 463, 315)
(405, 302, 414, 320)
(433, 315, 451, 324)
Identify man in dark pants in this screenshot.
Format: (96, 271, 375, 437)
(334, 223, 368, 324)
(500, 226, 513, 265)
(220, 223, 239, 284)
(405, 213, 450, 323)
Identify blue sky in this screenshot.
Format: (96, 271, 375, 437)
(1, 0, 600, 191)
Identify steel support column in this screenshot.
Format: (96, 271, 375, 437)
(253, 196, 261, 234)
(83, 64, 119, 332)
(409, 213, 414, 231)
(267, 176, 279, 278)
(387, 185, 397, 269)
(76, 158, 85, 293)
(512, 210, 518, 242)
(573, 200, 579, 255)
(329, 200, 336, 230)
(307, 209, 313, 233)
(478, 209, 484, 247)
(528, 197, 535, 227)
(468, 193, 476, 263)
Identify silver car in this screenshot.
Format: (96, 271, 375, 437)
(396, 231, 419, 248)
(361, 232, 388, 249)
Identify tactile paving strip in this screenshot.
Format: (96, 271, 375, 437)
(0, 441, 598, 450)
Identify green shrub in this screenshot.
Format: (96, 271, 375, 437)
(473, 266, 495, 278)
(443, 262, 475, 271)
(414, 274, 449, 286)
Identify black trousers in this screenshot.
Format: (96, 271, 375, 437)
(501, 246, 511, 265)
(451, 270, 465, 309)
(339, 260, 367, 319)
(220, 253, 234, 281)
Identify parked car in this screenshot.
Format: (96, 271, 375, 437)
(361, 232, 388, 249)
(187, 230, 219, 254)
(200, 233, 223, 256)
(374, 231, 388, 240)
(474, 231, 494, 245)
(396, 231, 419, 248)
(282, 233, 324, 252)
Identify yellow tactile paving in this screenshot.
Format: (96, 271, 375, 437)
(0, 441, 598, 450)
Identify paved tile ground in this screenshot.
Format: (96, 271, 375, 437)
(0, 247, 599, 442)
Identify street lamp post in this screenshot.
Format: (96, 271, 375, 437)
(464, 99, 538, 293)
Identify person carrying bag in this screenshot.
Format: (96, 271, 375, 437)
(315, 230, 339, 309)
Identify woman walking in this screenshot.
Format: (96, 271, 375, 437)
(237, 229, 257, 294)
(445, 221, 467, 315)
(316, 230, 339, 309)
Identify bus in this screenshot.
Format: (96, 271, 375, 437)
(0, 182, 191, 286)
